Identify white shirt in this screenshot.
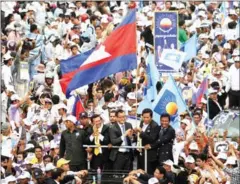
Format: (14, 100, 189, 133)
(142, 123, 149, 132)
(2, 65, 13, 89)
(1, 92, 8, 123)
(228, 64, 240, 91)
(118, 123, 129, 152)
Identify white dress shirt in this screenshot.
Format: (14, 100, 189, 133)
(228, 64, 240, 91)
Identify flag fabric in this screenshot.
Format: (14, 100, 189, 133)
(192, 76, 208, 105)
(182, 34, 197, 62)
(72, 95, 85, 119)
(145, 53, 160, 101)
(159, 49, 186, 71)
(60, 9, 137, 98)
(60, 49, 94, 75)
(152, 75, 187, 129)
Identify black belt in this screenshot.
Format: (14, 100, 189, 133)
(118, 151, 130, 155)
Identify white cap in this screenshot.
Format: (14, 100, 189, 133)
(45, 98, 53, 104)
(202, 54, 210, 59)
(50, 21, 58, 27)
(223, 43, 231, 49)
(68, 3, 76, 8)
(147, 12, 153, 17)
(163, 159, 174, 166)
(71, 34, 79, 41)
(4, 175, 17, 183)
(137, 21, 145, 27)
(113, 6, 119, 11)
(229, 9, 237, 16)
(145, 20, 152, 27)
(17, 171, 31, 179)
(45, 72, 54, 78)
(198, 4, 207, 11)
(201, 98, 207, 104)
(27, 6, 36, 12)
(3, 52, 13, 61)
(50, 141, 59, 149)
(148, 177, 159, 184)
(23, 118, 32, 126)
(185, 155, 195, 163)
(216, 152, 227, 160)
(108, 102, 117, 109)
(208, 88, 218, 94)
(76, 85, 88, 96)
(215, 31, 223, 37)
(234, 56, 240, 62)
(24, 143, 34, 151)
(1, 147, 13, 158)
(45, 163, 56, 172)
(225, 156, 237, 165)
(58, 103, 67, 110)
(232, 49, 240, 56)
(181, 119, 190, 126)
(199, 34, 209, 39)
(189, 142, 199, 150)
(11, 94, 21, 101)
(127, 92, 136, 100)
(65, 115, 77, 124)
(101, 17, 109, 24)
(179, 3, 185, 9)
(198, 11, 206, 18)
(7, 86, 16, 93)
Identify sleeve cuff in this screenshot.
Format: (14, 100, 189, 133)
(89, 135, 94, 142)
(99, 134, 104, 141)
(121, 135, 125, 141)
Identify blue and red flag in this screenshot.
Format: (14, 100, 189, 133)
(193, 76, 208, 104)
(72, 95, 85, 119)
(60, 9, 137, 98)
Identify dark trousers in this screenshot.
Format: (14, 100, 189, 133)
(137, 154, 157, 175)
(91, 154, 104, 170)
(70, 162, 87, 171)
(229, 90, 240, 108)
(113, 152, 132, 171)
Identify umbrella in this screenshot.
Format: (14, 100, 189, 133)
(212, 110, 240, 137)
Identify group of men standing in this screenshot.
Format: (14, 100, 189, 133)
(59, 108, 175, 175)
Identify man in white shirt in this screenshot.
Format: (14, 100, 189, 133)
(227, 56, 240, 108)
(2, 52, 14, 90)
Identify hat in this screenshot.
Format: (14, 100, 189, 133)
(185, 155, 195, 163)
(202, 54, 210, 59)
(1, 122, 10, 132)
(229, 9, 237, 16)
(208, 88, 218, 94)
(234, 56, 240, 62)
(24, 143, 34, 151)
(147, 12, 153, 17)
(127, 92, 136, 100)
(57, 158, 70, 168)
(3, 52, 13, 61)
(199, 34, 209, 39)
(5, 175, 17, 183)
(225, 156, 237, 165)
(27, 6, 36, 12)
(6, 86, 16, 93)
(45, 163, 56, 172)
(58, 103, 67, 110)
(232, 49, 240, 56)
(215, 31, 223, 37)
(101, 17, 109, 24)
(179, 3, 185, 9)
(50, 141, 59, 149)
(216, 152, 227, 160)
(32, 168, 43, 179)
(65, 115, 77, 124)
(35, 64, 45, 73)
(45, 72, 54, 78)
(162, 159, 174, 166)
(79, 112, 88, 118)
(71, 34, 79, 41)
(189, 142, 199, 150)
(198, 11, 206, 18)
(45, 98, 53, 104)
(216, 62, 224, 68)
(11, 94, 21, 101)
(17, 171, 31, 180)
(148, 177, 159, 184)
(68, 3, 76, 8)
(223, 43, 231, 49)
(1, 146, 12, 158)
(181, 119, 190, 126)
(201, 98, 207, 104)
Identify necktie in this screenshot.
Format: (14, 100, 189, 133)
(159, 128, 165, 138)
(94, 128, 100, 156)
(122, 125, 128, 145)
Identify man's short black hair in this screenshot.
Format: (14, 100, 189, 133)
(116, 109, 125, 117)
(90, 15, 98, 23)
(34, 146, 43, 152)
(91, 114, 101, 122)
(142, 108, 153, 117)
(156, 166, 166, 176)
(160, 113, 171, 122)
(52, 95, 60, 105)
(43, 155, 53, 162)
(104, 92, 114, 102)
(52, 168, 64, 180)
(30, 24, 38, 33)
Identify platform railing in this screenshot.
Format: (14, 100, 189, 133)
(83, 145, 147, 171)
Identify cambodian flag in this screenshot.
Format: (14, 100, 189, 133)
(193, 76, 208, 104)
(60, 9, 137, 98)
(72, 95, 85, 119)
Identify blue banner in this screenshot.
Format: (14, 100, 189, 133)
(154, 12, 178, 73)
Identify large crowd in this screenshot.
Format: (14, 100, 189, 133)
(1, 1, 240, 184)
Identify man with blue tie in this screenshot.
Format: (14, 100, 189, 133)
(109, 109, 134, 171)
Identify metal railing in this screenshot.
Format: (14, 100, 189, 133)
(83, 145, 147, 171)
